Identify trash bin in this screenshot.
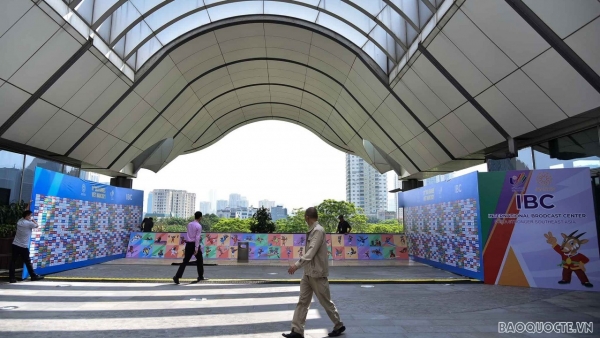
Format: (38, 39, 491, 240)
(238, 241, 249, 263)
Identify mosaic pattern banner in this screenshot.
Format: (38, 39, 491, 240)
(25, 168, 143, 278)
(400, 172, 483, 280)
(126, 232, 408, 261)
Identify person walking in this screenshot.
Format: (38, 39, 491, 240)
(143, 217, 154, 232)
(283, 207, 345, 338)
(336, 215, 351, 234)
(173, 212, 207, 284)
(9, 210, 44, 283)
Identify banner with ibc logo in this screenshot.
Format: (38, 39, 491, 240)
(481, 168, 599, 291)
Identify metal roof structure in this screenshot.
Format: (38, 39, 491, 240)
(0, 0, 599, 179)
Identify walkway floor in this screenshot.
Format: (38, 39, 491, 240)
(1, 280, 598, 338)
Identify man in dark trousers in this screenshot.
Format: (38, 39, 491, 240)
(336, 215, 351, 234)
(9, 210, 45, 283)
(173, 212, 207, 284)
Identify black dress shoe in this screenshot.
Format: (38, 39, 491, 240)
(31, 275, 44, 281)
(9, 279, 17, 283)
(173, 276, 180, 284)
(558, 280, 570, 284)
(328, 326, 346, 337)
(582, 282, 593, 287)
(197, 277, 208, 281)
(282, 331, 303, 338)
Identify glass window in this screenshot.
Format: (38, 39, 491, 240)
(21, 156, 64, 205)
(0, 150, 24, 205)
(63, 165, 81, 178)
(532, 127, 600, 170)
(516, 147, 534, 170)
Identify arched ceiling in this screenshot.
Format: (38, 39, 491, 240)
(2, 0, 599, 180)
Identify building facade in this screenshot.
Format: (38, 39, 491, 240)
(152, 189, 196, 218)
(346, 154, 388, 219)
(199, 201, 211, 215)
(216, 200, 228, 211)
(271, 205, 288, 221)
(147, 192, 153, 214)
(259, 200, 276, 209)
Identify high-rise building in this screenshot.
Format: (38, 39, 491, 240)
(346, 154, 387, 219)
(216, 200, 228, 211)
(229, 193, 241, 208)
(259, 200, 276, 209)
(239, 196, 249, 208)
(209, 189, 217, 213)
(199, 201, 211, 215)
(271, 205, 288, 221)
(152, 189, 196, 218)
(147, 192, 153, 214)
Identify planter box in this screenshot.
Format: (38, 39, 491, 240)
(0, 237, 21, 270)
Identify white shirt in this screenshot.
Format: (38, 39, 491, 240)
(13, 218, 38, 248)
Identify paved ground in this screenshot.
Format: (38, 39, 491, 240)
(0, 280, 599, 338)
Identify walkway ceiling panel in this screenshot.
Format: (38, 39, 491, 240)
(207, 100, 241, 121)
(305, 69, 343, 95)
(84, 134, 119, 165)
(110, 145, 141, 172)
(186, 109, 214, 140)
(343, 75, 379, 114)
(176, 46, 222, 76)
(371, 108, 409, 145)
(461, 0, 549, 67)
(494, 70, 566, 130)
(121, 108, 159, 144)
(427, 33, 492, 97)
(98, 140, 129, 169)
(335, 91, 368, 128)
(80, 79, 131, 125)
(399, 69, 449, 119)
(190, 69, 231, 95)
(307, 57, 349, 84)
(566, 18, 600, 77)
(359, 120, 395, 155)
(438, 113, 485, 155)
(133, 116, 168, 149)
(401, 141, 430, 170)
(97, 92, 143, 133)
(474, 86, 535, 137)
(388, 148, 416, 175)
(238, 93, 272, 107)
(133, 58, 176, 98)
(62, 67, 118, 118)
(428, 121, 469, 159)
(142, 67, 182, 107)
(70, 128, 109, 161)
(524, 0, 600, 39)
(41, 52, 103, 108)
(324, 113, 355, 145)
(416, 132, 451, 165)
(110, 100, 153, 140)
(152, 76, 188, 113)
(410, 56, 466, 110)
(521, 49, 600, 117)
(298, 114, 326, 135)
(452, 103, 503, 148)
(390, 80, 435, 128)
(244, 106, 273, 121)
(216, 109, 245, 132)
(27, 110, 77, 152)
(3, 100, 59, 145)
(166, 92, 199, 126)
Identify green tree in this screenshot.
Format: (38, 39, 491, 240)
(316, 199, 366, 233)
(211, 218, 251, 233)
(275, 208, 307, 233)
(201, 213, 219, 232)
(249, 206, 276, 233)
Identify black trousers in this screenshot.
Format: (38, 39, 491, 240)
(9, 244, 37, 280)
(175, 242, 204, 279)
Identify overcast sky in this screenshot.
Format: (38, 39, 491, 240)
(131, 120, 397, 211)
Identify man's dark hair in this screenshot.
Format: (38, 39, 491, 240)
(22, 210, 32, 218)
(149, 217, 153, 221)
(338, 215, 344, 219)
(305, 207, 318, 220)
(195, 211, 203, 220)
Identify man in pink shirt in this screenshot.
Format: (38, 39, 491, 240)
(173, 211, 207, 284)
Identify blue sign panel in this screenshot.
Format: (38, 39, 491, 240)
(24, 168, 143, 278)
(399, 172, 484, 280)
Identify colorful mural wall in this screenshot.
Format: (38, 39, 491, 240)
(126, 232, 408, 260)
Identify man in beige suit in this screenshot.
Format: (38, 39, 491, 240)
(283, 207, 345, 338)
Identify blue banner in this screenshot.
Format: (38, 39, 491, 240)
(24, 168, 143, 278)
(400, 172, 484, 280)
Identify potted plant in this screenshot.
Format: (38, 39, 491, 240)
(0, 201, 29, 269)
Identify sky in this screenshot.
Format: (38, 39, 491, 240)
(130, 120, 397, 212)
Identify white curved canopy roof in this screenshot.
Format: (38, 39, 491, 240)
(0, 0, 599, 180)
